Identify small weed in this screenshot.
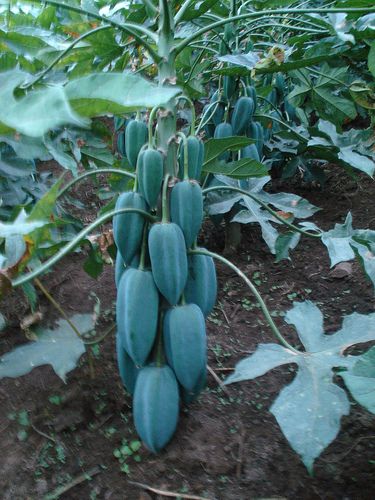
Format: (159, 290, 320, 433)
(113, 439, 142, 474)
(49, 395, 62, 405)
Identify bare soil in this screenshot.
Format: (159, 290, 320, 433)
(0, 166, 374, 500)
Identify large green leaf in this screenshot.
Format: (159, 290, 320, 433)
(0, 209, 46, 238)
(321, 212, 375, 287)
(0, 314, 90, 382)
(203, 137, 254, 166)
(341, 347, 375, 413)
(202, 158, 267, 179)
(207, 176, 318, 254)
(65, 73, 182, 116)
(0, 69, 89, 137)
(225, 301, 375, 472)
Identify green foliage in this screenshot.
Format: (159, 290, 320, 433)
(226, 301, 375, 473)
(0, 314, 92, 382)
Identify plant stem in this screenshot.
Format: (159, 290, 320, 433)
(39, 0, 160, 61)
(176, 95, 196, 135)
(34, 277, 96, 379)
(12, 208, 156, 288)
(161, 174, 170, 223)
(148, 106, 160, 148)
(57, 168, 135, 199)
(202, 185, 322, 239)
(174, 7, 375, 55)
(176, 132, 189, 180)
(22, 25, 112, 89)
(34, 278, 83, 339)
(189, 248, 299, 353)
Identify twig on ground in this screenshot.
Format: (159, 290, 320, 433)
(128, 480, 209, 500)
(207, 365, 231, 397)
(43, 466, 101, 500)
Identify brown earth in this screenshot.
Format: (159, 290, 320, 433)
(0, 166, 374, 500)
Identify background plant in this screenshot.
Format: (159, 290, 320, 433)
(0, 0, 374, 474)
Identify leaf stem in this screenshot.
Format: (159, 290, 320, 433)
(161, 174, 170, 223)
(189, 248, 299, 353)
(174, 7, 375, 55)
(176, 95, 196, 135)
(38, 0, 160, 61)
(12, 208, 156, 288)
(57, 168, 135, 199)
(22, 25, 112, 89)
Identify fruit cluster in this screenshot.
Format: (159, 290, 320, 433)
(113, 115, 217, 452)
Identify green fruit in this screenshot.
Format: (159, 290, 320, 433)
(137, 148, 164, 209)
(113, 192, 147, 265)
(116, 332, 140, 395)
(210, 91, 225, 126)
(275, 73, 286, 100)
(125, 119, 148, 168)
(163, 303, 207, 392)
(246, 86, 257, 110)
(214, 122, 233, 161)
(178, 136, 204, 180)
(181, 366, 207, 405)
(115, 252, 126, 288)
(184, 252, 217, 317)
(114, 116, 126, 131)
(133, 364, 179, 453)
(170, 180, 203, 248)
(148, 222, 188, 305)
(223, 75, 236, 101)
(241, 144, 260, 162)
(117, 130, 126, 156)
(267, 88, 278, 107)
(116, 268, 159, 366)
(247, 121, 264, 156)
(231, 97, 255, 136)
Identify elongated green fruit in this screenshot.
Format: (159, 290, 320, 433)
(148, 222, 188, 305)
(223, 75, 236, 101)
(125, 119, 148, 168)
(133, 365, 179, 453)
(113, 192, 147, 265)
(214, 122, 233, 161)
(231, 97, 254, 136)
(181, 366, 207, 405)
(210, 91, 225, 126)
(137, 148, 164, 209)
(246, 85, 257, 111)
(184, 252, 217, 317)
(247, 121, 264, 156)
(116, 332, 140, 395)
(116, 268, 159, 366)
(115, 252, 126, 288)
(170, 180, 203, 248)
(275, 73, 286, 100)
(163, 303, 207, 392)
(117, 130, 126, 156)
(178, 136, 204, 180)
(241, 144, 260, 162)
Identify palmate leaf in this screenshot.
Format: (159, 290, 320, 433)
(0, 69, 181, 137)
(207, 176, 319, 254)
(341, 347, 375, 413)
(0, 209, 46, 238)
(0, 314, 90, 382)
(321, 212, 375, 287)
(225, 301, 375, 473)
(308, 120, 375, 176)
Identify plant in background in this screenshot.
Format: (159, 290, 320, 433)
(0, 0, 374, 475)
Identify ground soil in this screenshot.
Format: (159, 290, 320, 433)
(1, 166, 374, 500)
